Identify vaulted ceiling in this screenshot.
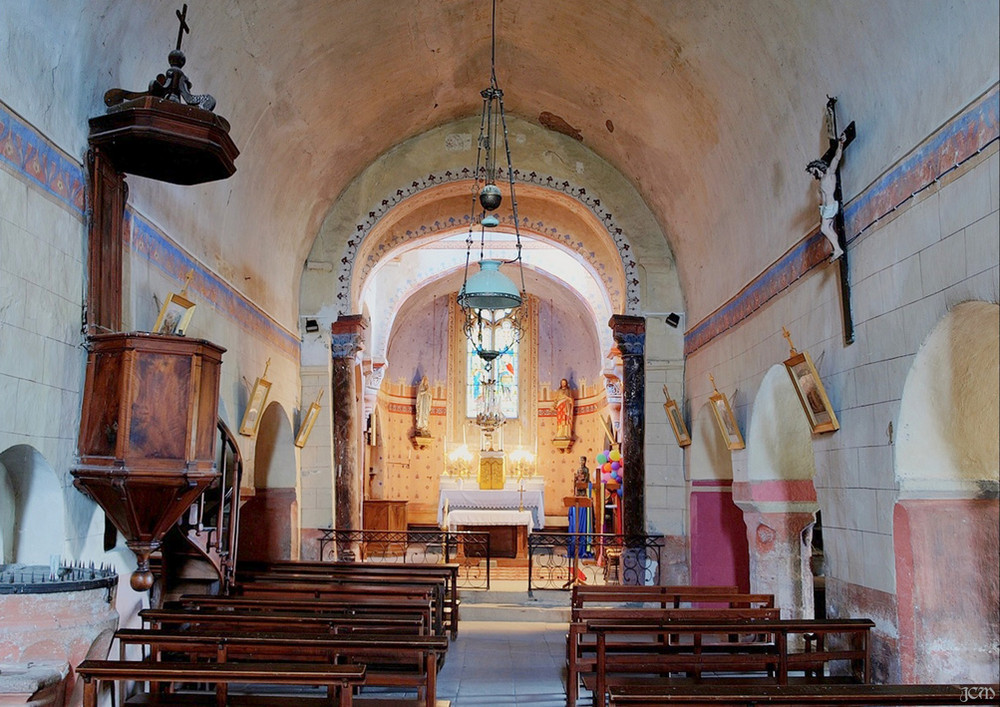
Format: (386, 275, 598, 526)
(6, 1, 996, 327)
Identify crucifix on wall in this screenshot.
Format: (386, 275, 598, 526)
(806, 97, 856, 345)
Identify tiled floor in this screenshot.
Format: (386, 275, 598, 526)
(434, 620, 571, 706)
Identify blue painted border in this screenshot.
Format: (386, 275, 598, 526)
(0, 99, 299, 359)
(686, 84, 999, 357)
(127, 213, 300, 358)
(0, 103, 86, 215)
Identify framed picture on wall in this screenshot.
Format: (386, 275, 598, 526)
(784, 350, 840, 434)
(239, 360, 271, 437)
(708, 375, 744, 450)
(782, 326, 840, 434)
(153, 292, 196, 336)
(662, 385, 691, 447)
(294, 389, 324, 448)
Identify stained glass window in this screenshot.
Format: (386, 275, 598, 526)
(466, 311, 519, 418)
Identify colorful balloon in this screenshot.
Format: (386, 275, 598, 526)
(601, 472, 612, 483)
(609, 449, 621, 462)
(596, 453, 608, 465)
(610, 461, 620, 471)
(603, 462, 613, 473)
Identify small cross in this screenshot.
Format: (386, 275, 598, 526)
(175, 4, 190, 51)
(782, 326, 798, 355)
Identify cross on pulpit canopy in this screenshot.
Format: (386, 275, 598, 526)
(175, 4, 190, 51)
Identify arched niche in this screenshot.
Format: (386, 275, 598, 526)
(687, 403, 748, 591)
(739, 366, 819, 619)
(238, 401, 300, 562)
(0, 445, 65, 564)
(896, 301, 999, 496)
(894, 300, 999, 682)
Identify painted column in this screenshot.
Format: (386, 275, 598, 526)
(610, 315, 647, 581)
(331, 315, 367, 561)
(734, 479, 819, 620)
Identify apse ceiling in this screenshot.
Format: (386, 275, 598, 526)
(9, 1, 995, 327)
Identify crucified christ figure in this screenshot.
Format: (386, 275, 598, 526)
(806, 133, 847, 261)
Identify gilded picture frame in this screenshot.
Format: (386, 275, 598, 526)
(239, 363, 272, 437)
(295, 397, 322, 448)
(784, 349, 840, 434)
(662, 386, 691, 447)
(709, 385, 744, 450)
(153, 292, 196, 336)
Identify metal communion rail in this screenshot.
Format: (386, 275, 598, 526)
(319, 528, 493, 589)
(527, 532, 665, 595)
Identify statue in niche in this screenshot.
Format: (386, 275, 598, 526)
(552, 378, 575, 440)
(414, 376, 432, 437)
(574, 456, 591, 496)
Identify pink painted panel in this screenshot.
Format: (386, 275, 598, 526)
(690, 487, 750, 592)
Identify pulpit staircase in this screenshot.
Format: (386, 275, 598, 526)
(150, 419, 243, 606)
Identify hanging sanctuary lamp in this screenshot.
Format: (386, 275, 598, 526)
(457, 0, 528, 434)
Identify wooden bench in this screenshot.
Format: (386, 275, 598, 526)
(236, 559, 460, 638)
(77, 659, 366, 707)
(606, 682, 1000, 705)
(173, 594, 436, 639)
(566, 606, 780, 707)
(114, 628, 448, 707)
(140, 607, 427, 636)
(231, 579, 446, 637)
(572, 586, 770, 610)
(589, 618, 874, 707)
(235, 569, 452, 630)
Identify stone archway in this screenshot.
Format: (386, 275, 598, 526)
(0, 445, 65, 564)
(687, 403, 749, 591)
(894, 300, 999, 682)
(237, 401, 300, 561)
(737, 365, 819, 620)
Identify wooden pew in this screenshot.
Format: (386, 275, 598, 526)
(114, 628, 449, 707)
(236, 560, 461, 638)
(566, 606, 779, 707)
(564, 589, 774, 707)
(606, 682, 1000, 705)
(589, 618, 874, 707)
(231, 579, 446, 638)
(77, 659, 366, 707)
(173, 594, 435, 639)
(572, 586, 770, 610)
(140, 607, 427, 636)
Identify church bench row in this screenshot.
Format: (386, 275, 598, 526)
(571, 585, 774, 610)
(230, 580, 445, 636)
(140, 607, 428, 636)
(114, 627, 448, 707)
(588, 617, 874, 707)
(606, 682, 1000, 705)
(232, 573, 449, 637)
(173, 594, 436, 640)
(565, 587, 774, 707)
(77, 659, 366, 707)
(235, 560, 460, 638)
(566, 606, 780, 707)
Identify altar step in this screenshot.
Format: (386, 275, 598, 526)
(458, 587, 571, 623)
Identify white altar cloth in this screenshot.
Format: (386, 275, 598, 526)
(445, 509, 534, 533)
(437, 488, 545, 529)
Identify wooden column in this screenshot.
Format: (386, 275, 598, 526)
(85, 146, 126, 335)
(610, 315, 646, 541)
(330, 315, 366, 561)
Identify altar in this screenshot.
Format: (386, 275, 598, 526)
(436, 484, 545, 529)
(438, 482, 545, 559)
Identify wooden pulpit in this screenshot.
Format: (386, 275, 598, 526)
(72, 332, 225, 590)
